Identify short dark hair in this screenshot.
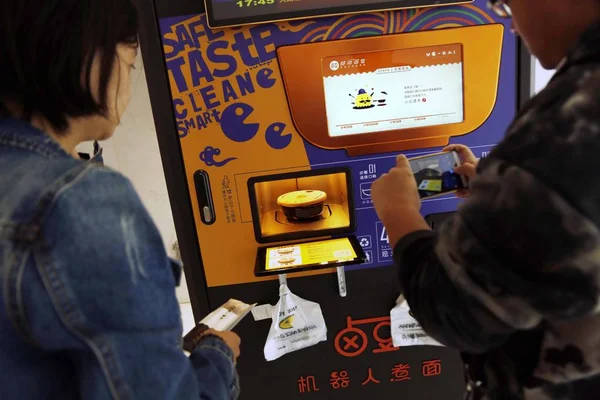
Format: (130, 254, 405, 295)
(0, 0, 138, 134)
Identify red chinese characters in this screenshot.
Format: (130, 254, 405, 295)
(330, 371, 350, 389)
(390, 363, 411, 382)
(361, 368, 381, 386)
(422, 359, 442, 377)
(296, 360, 443, 393)
(298, 376, 319, 393)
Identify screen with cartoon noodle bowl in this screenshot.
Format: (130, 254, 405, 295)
(322, 44, 464, 137)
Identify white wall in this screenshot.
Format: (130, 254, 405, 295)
(532, 58, 556, 94)
(77, 56, 190, 304)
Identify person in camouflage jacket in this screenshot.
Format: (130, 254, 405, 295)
(372, 0, 600, 399)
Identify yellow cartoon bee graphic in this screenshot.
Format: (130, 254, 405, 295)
(350, 88, 388, 110)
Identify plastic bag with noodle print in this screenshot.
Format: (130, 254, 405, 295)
(264, 284, 327, 361)
(390, 295, 444, 347)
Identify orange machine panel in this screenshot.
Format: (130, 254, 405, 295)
(277, 24, 503, 156)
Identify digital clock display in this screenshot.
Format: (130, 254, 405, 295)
(236, 0, 275, 7)
(205, 0, 473, 28)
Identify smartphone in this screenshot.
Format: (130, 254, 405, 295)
(408, 151, 467, 199)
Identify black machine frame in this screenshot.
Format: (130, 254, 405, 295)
(135, 0, 534, 321)
(204, 0, 472, 29)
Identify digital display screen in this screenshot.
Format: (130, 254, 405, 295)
(266, 237, 357, 271)
(248, 169, 352, 243)
(322, 44, 464, 137)
(206, 0, 470, 28)
(255, 236, 365, 276)
(409, 152, 465, 199)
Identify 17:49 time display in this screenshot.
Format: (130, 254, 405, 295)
(237, 0, 275, 7)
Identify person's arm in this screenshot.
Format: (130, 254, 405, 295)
(389, 157, 600, 354)
(39, 167, 238, 399)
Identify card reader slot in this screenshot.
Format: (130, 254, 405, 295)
(193, 170, 216, 225)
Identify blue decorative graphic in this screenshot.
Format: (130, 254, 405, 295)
(220, 103, 260, 143)
(199, 146, 236, 167)
(265, 122, 292, 149)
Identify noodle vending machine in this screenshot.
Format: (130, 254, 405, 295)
(138, 0, 527, 398)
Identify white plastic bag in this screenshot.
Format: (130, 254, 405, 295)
(390, 295, 443, 347)
(263, 284, 327, 361)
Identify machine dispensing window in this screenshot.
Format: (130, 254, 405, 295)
(322, 44, 465, 137)
(248, 167, 365, 277)
(247, 167, 355, 244)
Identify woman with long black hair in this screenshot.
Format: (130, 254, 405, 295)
(0, 1, 240, 399)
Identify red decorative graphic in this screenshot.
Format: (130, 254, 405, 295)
(330, 371, 350, 389)
(334, 316, 399, 357)
(361, 367, 381, 386)
(422, 359, 442, 377)
(390, 363, 411, 382)
(298, 376, 320, 393)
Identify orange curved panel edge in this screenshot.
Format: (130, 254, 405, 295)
(277, 24, 504, 156)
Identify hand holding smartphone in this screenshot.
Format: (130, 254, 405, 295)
(408, 151, 468, 199)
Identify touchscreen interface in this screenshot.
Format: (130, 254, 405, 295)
(265, 237, 357, 272)
(322, 43, 464, 137)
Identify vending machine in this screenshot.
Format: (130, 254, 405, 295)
(137, 0, 531, 398)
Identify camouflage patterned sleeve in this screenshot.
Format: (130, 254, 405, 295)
(394, 157, 600, 354)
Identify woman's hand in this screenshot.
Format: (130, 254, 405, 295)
(443, 144, 479, 198)
(207, 330, 241, 362)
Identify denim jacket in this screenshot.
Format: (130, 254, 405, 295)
(0, 118, 239, 400)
